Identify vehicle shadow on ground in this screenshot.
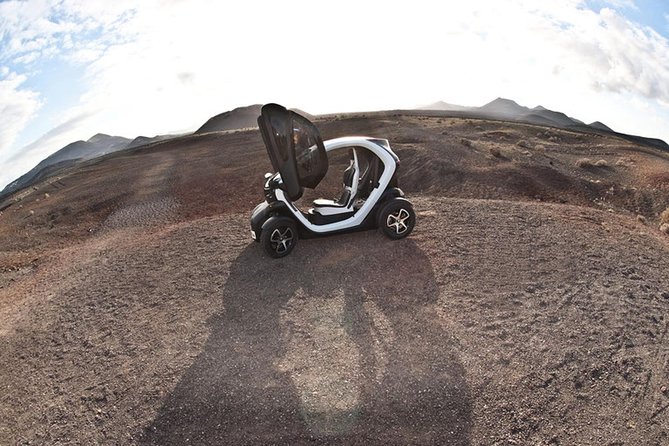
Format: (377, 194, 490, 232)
(140, 232, 471, 445)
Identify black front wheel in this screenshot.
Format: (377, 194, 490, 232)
(377, 198, 416, 240)
(261, 216, 298, 258)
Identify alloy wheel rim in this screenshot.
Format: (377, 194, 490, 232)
(386, 208, 410, 235)
(270, 227, 293, 253)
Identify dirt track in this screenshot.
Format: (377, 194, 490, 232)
(1, 115, 669, 444)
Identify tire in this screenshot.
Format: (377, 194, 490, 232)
(377, 198, 416, 240)
(261, 216, 298, 258)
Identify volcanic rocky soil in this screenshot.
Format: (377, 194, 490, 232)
(1, 114, 669, 445)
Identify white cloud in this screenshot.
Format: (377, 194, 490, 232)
(13, 51, 41, 65)
(0, 72, 42, 158)
(590, 9, 669, 100)
(0, 107, 102, 191)
(0, 2, 60, 60)
(9, 112, 95, 162)
(602, 0, 637, 9)
(0, 0, 135, 67)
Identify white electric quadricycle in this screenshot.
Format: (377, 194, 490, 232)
(250, 103, 416, 258)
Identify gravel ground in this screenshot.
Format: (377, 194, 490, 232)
(1, 115, 669, 444)
(1, 195, 668, 445)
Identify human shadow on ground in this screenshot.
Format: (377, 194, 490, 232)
(141, 231, 471, 445)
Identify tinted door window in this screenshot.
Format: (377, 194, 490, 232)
(292, 114, 328, 189)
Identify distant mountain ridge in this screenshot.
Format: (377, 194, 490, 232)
(419, 97, 667, 152)
(3, 99, 667, 202)
(1, 134, 130, 200)
(1, 132, 178, 200)
(421, 97, 588, 129)
(126, 134, 176, 149)
(2, 104, 273, 200)
(416, 101, 471, 112)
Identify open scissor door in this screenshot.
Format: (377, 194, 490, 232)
(258, 103, 328, 201)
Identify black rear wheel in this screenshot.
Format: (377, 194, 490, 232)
(377, 198, 416, 240)
(261, 216, 298, 258)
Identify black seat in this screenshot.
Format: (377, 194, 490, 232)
(313, 159, 356, 211)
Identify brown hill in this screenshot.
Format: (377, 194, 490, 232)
(1, 134, 130, 200)
(1, 114, 668, 445)
(126, 134, 178, 149)
(590, 121, 613, 131)
(194, 104, 262, 134)
(194, 105, 315, 134)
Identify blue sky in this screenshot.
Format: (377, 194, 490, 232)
(586, 0, 669, 38)
(1, 0, 669, 190)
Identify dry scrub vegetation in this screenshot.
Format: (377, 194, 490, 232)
(576, 158, 608, 168)
(661, 207, 669, 234)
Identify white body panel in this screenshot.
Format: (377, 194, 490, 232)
(275, 137, 397, 234)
